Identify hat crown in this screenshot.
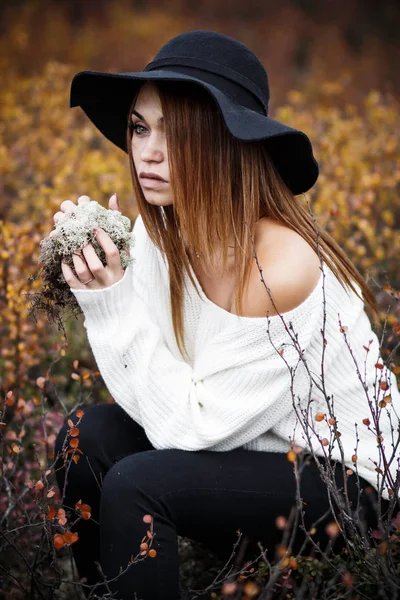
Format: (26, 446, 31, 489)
(70, 29, 318, 194)
(144, 30, 270, 114)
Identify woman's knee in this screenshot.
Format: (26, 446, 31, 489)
(101, 450, 170, 510)
(99, 451, 170, 540)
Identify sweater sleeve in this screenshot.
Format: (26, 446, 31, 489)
(71, 249, 323, 451)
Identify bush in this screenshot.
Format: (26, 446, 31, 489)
(1, 50, 399, 600)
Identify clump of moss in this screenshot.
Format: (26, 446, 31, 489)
(28, 201, 135, 329)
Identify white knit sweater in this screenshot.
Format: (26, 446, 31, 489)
(72, 215, 400, 498)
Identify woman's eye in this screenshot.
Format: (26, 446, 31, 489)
(130, 123, 147, 135)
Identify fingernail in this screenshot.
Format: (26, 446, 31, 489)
(93, 227, 97, 234)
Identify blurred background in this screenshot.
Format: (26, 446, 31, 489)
(0, 5, 399, 596)
(0, 0, 399, 383)
(1, 0, 399, 105)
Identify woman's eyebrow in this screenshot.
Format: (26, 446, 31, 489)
(132, 109, 164, 124)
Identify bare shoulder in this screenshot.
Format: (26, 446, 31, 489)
(232, 217, 322, 317)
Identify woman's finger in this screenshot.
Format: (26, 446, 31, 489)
(55, 195, 90, 227)
(77, 195, 91, 205)
(108, 193, 121, 212)
(53, 211, 65, 224)
(60, 199, 77, 214)
(61, 260, 86, 290)
(72, 250, 93, 283)
(80, 243, 106, 281)
(95, 228, 123, 272)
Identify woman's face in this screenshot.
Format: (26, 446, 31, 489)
(130, 83, 173, 206)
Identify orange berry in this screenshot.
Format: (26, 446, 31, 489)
(315, 412, 325, 422)
(221, 581, 237, 595)
(342, 572, 353, 587)
(309, 527, 317, 536)
(275, 516, 287, 530)
(276, 545, 287, 557)
(143, 514, 152, 524)
(47, 506, 56, 520)
(325, 522, 340, 538)
(286, 450, 296, 463)
(63, 531, 79, 545)
(243, 581, 259, 597)
(53, 534, 65, 549)
(379, 541, 388, 555)
(281, 557, 290, 568)
(36, 377, 46, 389)
(148, 549, 157, 558)
(140, 543, 149, 551)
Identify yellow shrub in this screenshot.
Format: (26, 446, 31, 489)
(1, 61, 399, 394)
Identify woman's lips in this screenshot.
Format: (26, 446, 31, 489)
(140, 177, 168, 189)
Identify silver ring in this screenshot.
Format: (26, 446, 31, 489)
(81, 277, 94, 286)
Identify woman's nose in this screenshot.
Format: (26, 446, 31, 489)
(141, 134, 164, 162)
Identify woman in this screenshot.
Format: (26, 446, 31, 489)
(53, 30, 399, 599)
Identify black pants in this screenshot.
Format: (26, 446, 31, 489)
(54, 403, 383, 600)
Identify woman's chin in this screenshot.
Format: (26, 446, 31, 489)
(143, 191, 173, 206)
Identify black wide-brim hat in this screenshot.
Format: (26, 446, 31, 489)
(70, 30, 319, 195)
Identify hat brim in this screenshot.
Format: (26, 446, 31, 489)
(70, 70, 319, 195)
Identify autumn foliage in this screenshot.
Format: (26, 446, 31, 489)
(1, 3, 400, 599)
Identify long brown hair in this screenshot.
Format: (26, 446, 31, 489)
(127, 81, 378, 361)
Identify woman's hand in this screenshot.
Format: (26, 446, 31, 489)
(61, 226, 125, 290)
(50, 193, 120, 236)
(53, 193, 125, 291)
